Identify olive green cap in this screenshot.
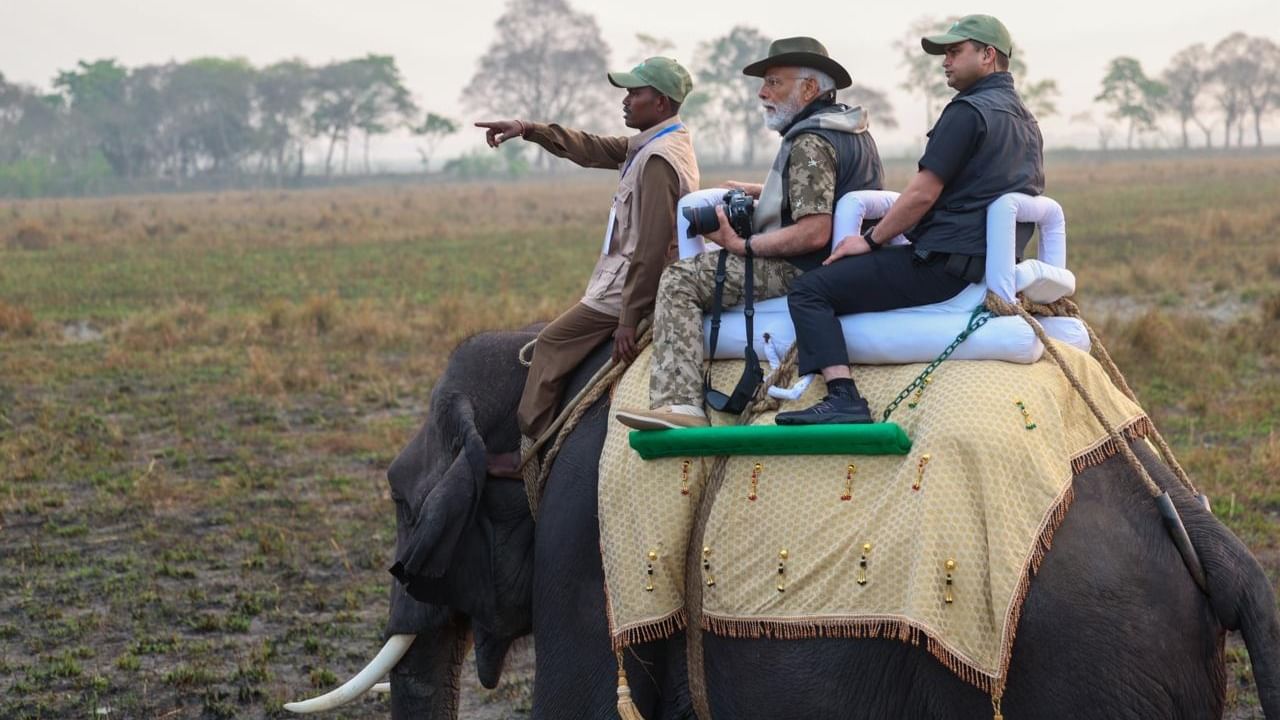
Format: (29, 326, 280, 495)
(741, 36, 852, 89)
(922, 15, 1014, 58)
(608, 57, 693, 103)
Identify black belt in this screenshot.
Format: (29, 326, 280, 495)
(913, 248, 986, 284)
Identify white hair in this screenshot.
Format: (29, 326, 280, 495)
(795, 68, 837, 95)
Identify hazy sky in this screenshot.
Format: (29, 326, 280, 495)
(4, 0, 1277, 166)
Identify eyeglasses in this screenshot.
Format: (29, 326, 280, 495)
(761, 75, 804, 89)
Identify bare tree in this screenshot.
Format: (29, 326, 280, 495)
(1209, 33, 1251, 148)
(837, 84, 898, 130)
(693, 26, 773, 167)
(1006, 53, 1060, 118)
(679, 89, 734, 165)
(896, 16, 958, 133)
(463, 0, 611, 169)
(1241, 35, 1279, 147)
(1162, 44, 1214, 149)
(629, 33, 676, 65)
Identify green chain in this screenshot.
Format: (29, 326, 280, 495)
(881, 304, 993, 422)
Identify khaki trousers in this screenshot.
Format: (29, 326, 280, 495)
(517, 302, 618, 438)
(649, 252, 803, 408)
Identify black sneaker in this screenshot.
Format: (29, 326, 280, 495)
(775, 394, 874, 425)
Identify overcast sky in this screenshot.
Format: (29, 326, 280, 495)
(3, 0, 1277, 167)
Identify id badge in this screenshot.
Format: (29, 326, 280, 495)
(601, 204, 617, 255)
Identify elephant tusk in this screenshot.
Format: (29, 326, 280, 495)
(371, 682, 390, 693)
(283, 634, 416, 713)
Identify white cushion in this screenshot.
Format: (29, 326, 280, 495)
(678, 190, 1081, 365)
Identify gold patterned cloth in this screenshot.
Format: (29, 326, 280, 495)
(598, 340, 1150, 695)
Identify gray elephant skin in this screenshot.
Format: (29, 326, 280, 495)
(382, 329, 1280, 720)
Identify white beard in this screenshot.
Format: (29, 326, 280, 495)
(761, 90, 807, 132)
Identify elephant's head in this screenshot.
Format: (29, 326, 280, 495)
(284, 331, 537, 717)
(386, 385, 535, 686)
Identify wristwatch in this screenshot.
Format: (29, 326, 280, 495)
(863, 228, 883, 251)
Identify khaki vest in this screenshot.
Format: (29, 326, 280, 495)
(581, 116, 699, 317)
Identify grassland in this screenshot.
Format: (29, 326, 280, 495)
(1, 152, 1278, 718)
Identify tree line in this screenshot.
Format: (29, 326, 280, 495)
(0, 55, 445, 196)
(1, 0, 1277, 197)
(1089, 33, 1280, 150)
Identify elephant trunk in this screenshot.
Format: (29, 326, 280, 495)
(1240, 578, 1280, 719)
(391, 613, 470, 720)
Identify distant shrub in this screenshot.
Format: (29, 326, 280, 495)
(7, 222, 55, 250)
(302, 295, 338, 335)
(444, 143, 529, 180)
(0, 301, 37, 336)
(1263, 294, 1280, 325)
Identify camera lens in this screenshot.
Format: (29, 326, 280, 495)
(682, 204, 722, 239)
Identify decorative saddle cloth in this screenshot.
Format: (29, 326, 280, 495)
(598, 343, 1150, 696)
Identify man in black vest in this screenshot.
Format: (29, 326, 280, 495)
(776, 14, 1045, 425)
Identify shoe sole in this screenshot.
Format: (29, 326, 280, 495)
(775, 412, 874, 426)
(615, 411, 701, 431)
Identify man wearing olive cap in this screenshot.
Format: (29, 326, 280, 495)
(616, 37, 884, 431)
(476, 57, 700, 475)
(775, 15, 1046, 425)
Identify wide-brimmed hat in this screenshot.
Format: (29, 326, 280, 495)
(741, 36, 852, 90)
(921, 15, 1014, 58)
(608, 57, 693, 103)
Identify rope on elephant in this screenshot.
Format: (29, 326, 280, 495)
(682, 346, 798, 720)
(520, 320, 654, 518)
(986, 291, 1209, 594)
(517, 339, 537, 368)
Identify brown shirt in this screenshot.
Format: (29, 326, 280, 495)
(523, 122, 682, 328)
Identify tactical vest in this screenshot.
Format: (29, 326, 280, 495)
(909, 72, 1044, 258)
(778, 103, 885, 272)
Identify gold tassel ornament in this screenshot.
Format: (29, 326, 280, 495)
(747, 462, 762, 501)
(616, 651, 648, 720)
(841, 463, 856, 501)
(857, 543, 872, 585)
(913, 453, 931, 492)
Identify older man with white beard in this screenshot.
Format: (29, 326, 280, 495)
(616, 37, 885, 430)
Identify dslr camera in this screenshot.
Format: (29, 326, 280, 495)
(682, 188, 755, 239)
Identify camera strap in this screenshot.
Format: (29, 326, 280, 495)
(703, 245, 763, 416)
(705, 249, 730, 363)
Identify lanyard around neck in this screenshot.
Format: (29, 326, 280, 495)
(620, 123, 683, 178)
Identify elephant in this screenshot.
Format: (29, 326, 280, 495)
(288, 328, 1280, 720)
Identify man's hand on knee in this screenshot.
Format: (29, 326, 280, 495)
(824, 234, 873, 265)
(612, 324, 638, 364)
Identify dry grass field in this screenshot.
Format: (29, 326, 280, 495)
(1, 152, 1278, 718)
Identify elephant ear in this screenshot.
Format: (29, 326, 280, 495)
(390, 393, 488, 589)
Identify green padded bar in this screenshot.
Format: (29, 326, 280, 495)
(628, 423, 912, 460)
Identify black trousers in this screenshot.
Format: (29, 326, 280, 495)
(788, 246, 972, 375)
